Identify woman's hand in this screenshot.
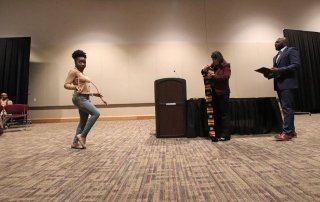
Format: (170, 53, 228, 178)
(92, 93, 108, 106)
(92, 93, 103, 98)
(206, 70, 215, 78)
(203, 64, 211, 71)
(75, 85, 84, 93)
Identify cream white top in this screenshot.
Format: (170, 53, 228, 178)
(64, 68, 91, 95)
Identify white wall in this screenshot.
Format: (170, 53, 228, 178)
(1, 0, 320, 118)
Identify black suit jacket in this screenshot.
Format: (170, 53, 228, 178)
(273, 47, 300, 91)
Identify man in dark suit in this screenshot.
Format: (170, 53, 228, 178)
(266, 37, 300, 141)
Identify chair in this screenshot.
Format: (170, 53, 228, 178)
(3, 104, 30, 128)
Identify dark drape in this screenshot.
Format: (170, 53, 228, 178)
(229, 97, 282, 134)
(0, 37, 31, 104)
(283, 29, 320, 112)
(186, 99, 208, 137)
(186, 97, 282, 136)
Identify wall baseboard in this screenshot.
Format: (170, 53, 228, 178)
(29, 103, 155, 110)
(31, 115, 155, 123)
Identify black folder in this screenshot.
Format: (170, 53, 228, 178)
(255, 67, 279, 79)
(255, 67, 272, 75)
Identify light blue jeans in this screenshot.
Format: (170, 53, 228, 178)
(72, 94, 100, 144)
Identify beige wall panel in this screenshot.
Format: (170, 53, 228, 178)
(1, 0, 320, 119)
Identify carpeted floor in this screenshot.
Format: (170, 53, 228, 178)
(0, 114, 319, 202)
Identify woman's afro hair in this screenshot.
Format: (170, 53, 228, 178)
(72, 50, 87, 59)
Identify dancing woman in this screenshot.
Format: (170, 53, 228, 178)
(64, 50, 102, 149)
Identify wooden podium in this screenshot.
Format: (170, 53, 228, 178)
(154, 78, 186, 137)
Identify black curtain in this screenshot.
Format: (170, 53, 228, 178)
(283, 29, 320, 112)
(186, 97, 282, 136)
(0, 37, 31, 104)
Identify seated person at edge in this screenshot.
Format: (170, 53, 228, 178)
(1, 93, 13, 107)
(201, 51, 231, 141)
(1, 93, 13, 117)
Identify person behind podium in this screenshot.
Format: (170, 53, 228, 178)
(265, 37, 300, 141)
(202, 51, 231, 141)
(64, 50, 102, 149)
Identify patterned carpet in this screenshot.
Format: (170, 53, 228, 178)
(0, 114, 319, 202)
